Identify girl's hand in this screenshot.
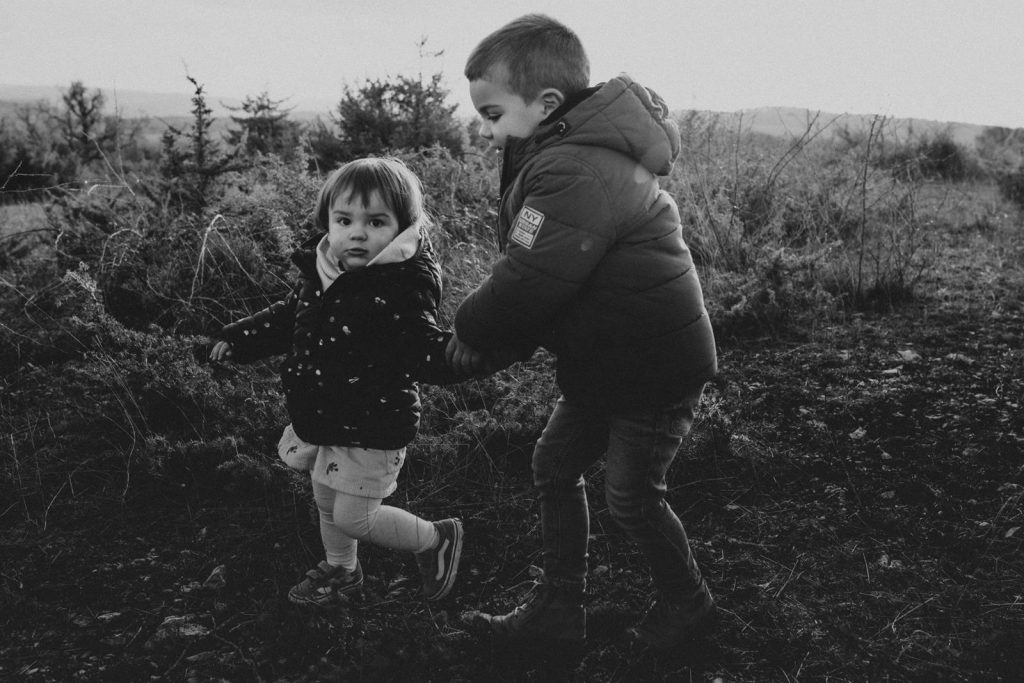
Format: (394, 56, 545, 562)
(209, 340, 234, 362)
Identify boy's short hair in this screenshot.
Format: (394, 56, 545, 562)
(465, 13, 589, 102)
(316, 157, 427, 233)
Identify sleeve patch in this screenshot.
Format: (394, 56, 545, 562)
(509, 206, 545, 249)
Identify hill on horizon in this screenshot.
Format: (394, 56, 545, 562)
(707, 106, 991, 149)
(0, 83, 335, 121)
(0, 83, 1001, 148)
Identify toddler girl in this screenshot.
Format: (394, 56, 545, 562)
(211, 157, 467, 605)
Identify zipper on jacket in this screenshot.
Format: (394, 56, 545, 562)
(495, 148, 519, 251)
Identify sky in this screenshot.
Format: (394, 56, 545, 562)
(2, 0, 1022, 128)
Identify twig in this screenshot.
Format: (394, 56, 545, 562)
(160, 647, 189, 680)
(884, 595, 938, 635)
(1, 161, 23, 191)
(40, 479, 68, 532)
(764, 555, 805, 599)
(190, 213, 224, 302)
(718, 605, 756, 633)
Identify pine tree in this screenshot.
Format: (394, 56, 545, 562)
(159, 76, 240, 211)
(226, 92, 302, 159)
(330, 71, 464, 159)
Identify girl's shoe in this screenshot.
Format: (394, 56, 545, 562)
(415, 518, 463, 600)
(288, 560, 364, 607)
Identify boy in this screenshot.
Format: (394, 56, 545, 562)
(447, 14, 718, 649)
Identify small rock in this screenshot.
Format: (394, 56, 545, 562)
(202, 565, 228, 591)
(145, 615, 210, 650)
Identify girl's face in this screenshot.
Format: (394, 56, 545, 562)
(326, 189, 401, 270)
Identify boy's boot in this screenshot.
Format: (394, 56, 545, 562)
(627, 581, 716, 649)
(462, 579, 586, 645)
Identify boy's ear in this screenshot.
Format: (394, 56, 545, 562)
(538, 88, 565, 116)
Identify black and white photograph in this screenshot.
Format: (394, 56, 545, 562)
(2, 1, 1021, 680)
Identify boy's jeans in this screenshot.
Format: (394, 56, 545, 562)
(532, 387, 706, 600)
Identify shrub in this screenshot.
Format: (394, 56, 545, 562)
(313, 71, 465, 167)
(995, 166, 1024, 210)
(0, 83, 148, 203)
(225, 92, 304, 161)
(1, 265, 289, 517)
(704, 248, 836, 338)
(670, 116, 949, 326)
(157, 76, 243, 212)
(42, 153, 318, 333)
(879, 132, 979, 182)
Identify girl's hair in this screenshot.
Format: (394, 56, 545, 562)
(316, 157, 428, 232)
(464, 13, 589, 102)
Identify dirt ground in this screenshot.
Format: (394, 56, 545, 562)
(2, 223, 1023, 681)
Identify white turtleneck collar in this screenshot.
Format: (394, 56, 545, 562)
(315, 224, 422, 291)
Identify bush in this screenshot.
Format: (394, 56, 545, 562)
(669, 119, 954, 324)
(995, 166, 1024, 210)
(879, 132, 978, 182)
(313, 72, 465, 167)
(1, 265, 289, 514)
(705, 248, 836, 338)
(0, 83, 149, 203)
(41, 154, 318, 333)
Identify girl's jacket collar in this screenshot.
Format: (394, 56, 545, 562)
(292, 224, 424, 283)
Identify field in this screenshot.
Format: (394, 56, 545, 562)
(1, 122, 1023, 681)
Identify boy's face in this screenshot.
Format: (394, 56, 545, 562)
(470, 77, 551, 152)
(326, 189, 400, 271)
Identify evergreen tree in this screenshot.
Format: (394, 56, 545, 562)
(226, 92, 302, 160)
(331, 71, 464, 159)
(59, 81, 117, 171)
(159, 76, 240, 211)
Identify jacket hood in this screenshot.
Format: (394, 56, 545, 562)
(516, 74, 681, 177)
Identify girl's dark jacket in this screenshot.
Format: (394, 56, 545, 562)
(454, 74, 718, 411)
(219, 235, 456, 449)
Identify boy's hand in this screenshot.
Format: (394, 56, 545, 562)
(445, 334, 485, 377)
(209, 340, 234, 362)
